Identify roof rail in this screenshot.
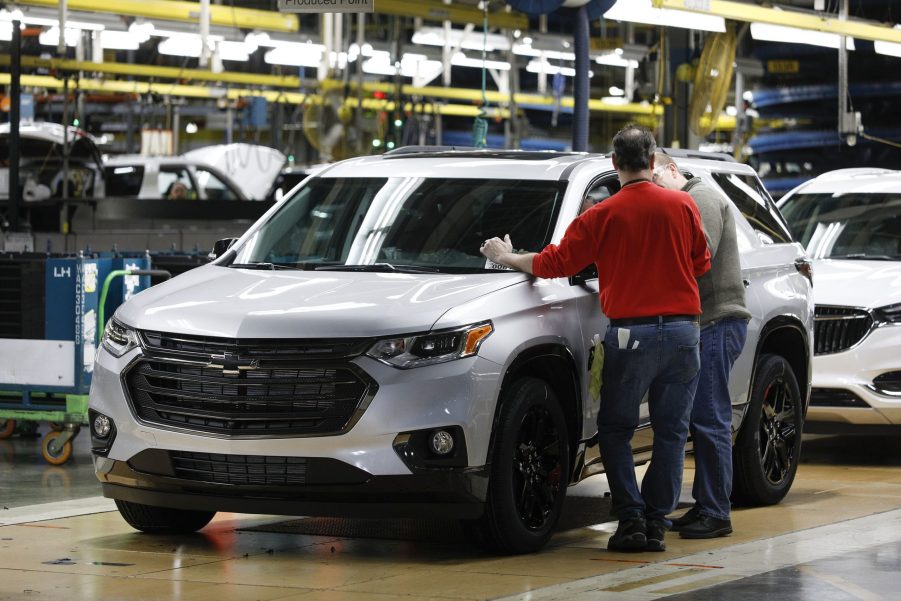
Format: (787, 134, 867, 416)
(813, 167, 897, 181)
(383, 145, 478, 156)
(660, 148, 737, 163)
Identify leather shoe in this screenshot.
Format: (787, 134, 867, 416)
(607, 516, 647, 552)
(645, 520, 667, 552)
(668, 506, 701, 532)
(678, 514, 733, 539)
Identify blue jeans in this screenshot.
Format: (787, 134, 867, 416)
(598, 319, 701, 522)
(690, 317, 748, 520)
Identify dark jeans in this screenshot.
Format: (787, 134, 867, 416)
(598, 319, 701, 522)
(690, 317, 749, 520)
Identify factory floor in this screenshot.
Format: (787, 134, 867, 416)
(1, 431, 899, 601)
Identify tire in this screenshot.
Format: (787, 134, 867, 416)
(0, 420, 15, 440)
(463, 377, 569, 554)
(40, 431, 73, 465)
(732, 353, 803, 506)
(115, 500, 216, 534)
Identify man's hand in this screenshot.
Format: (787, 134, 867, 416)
(479, 234, 536, 274)
(480, 234, 513, 264)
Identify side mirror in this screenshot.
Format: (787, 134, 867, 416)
(569, 264, 598, 286)
(210, 237, 238, 260)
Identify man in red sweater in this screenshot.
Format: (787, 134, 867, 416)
(481, 124, 710, 552)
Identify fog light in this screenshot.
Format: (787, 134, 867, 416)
(429, 430, 454, 455)
(92, 414, 112, 439)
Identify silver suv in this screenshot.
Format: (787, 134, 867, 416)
(89, 148, 813, 553)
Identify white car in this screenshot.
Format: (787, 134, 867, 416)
(103, 144, 285, 201)
(778, 168, 901, 429)
(90, 148, 813, 553)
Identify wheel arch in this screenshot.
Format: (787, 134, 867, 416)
(753, 315, 812, 416)
(491, 344, 582, 484)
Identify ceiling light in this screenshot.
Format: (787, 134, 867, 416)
(750, 22, 856, 49)
(604, 0, 726, 33)
(609, 86, 624, 96)
(128, 19, 154, 41)
(874, 40, 901, 57)
(451, 52, 511, 71)
(185, 122, 199, 134)
(244, 30, 270, 48)
(39, 26, 80, 47)
(264, 42, 325, 67)
(412, 26, 511, 52)
(159, 35, 208, 57)
(218, 40, 253, 62)
(595, 53, 639, 68)
(0, 22, 11, 42)
(101, 30, 140, 50)
(526, 60, 593, 77)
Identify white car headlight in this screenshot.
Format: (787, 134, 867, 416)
(366, 322, 493, 369)
(102, 319, 139, 357)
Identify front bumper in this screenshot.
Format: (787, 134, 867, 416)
(808, 324, 901, 426)
(95, 453, 488, 519)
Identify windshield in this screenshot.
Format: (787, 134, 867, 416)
(780, 192, 901, 259)
(232, 177, 564, 272)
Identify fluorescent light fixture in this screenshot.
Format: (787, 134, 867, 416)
(128, 20, 154, 41)
(218, 40, 253, 62)
(609, 86, 624, 96)
(526, 59, 593, 78)
(362, 53, 442, 79)
(101, 30, 140, 51)
(159, 35, 207, 58)
(451, 52, 511, 71)
(513, 43, 575, 61)
(0, 22, 12, 42)
(412, 26, 511, 52)
(604, 0, 726, 33)
(39, 26, 80, 47)
(875, 40, 901, 57)
(244, 30, 270, 48)
(185, 122, 199, 134)
(596, 53, 640, 68)
(264, 42, 325, 67)
(750, 23, 856, 49)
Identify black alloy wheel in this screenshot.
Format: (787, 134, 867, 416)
(513, 404, 565, 531)
(733, 353, 804, 506)
(463, 377, 569, 554)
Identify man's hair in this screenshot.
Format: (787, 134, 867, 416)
(653, 151, 676, 169)
(612, 124, 657, 172)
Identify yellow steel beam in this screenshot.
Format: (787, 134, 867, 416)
(0, 73, 511, 118)
(652, 0, 901, 44)
(17, 0, 299, 32)
(0, 55, 303, 88)
(372, 0, 527, 31)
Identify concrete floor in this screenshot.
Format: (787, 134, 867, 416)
(1, 430, 900, 601)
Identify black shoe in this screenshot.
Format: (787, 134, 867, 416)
(607, 516, 647, 552)
(668, 506, 701, 532)
(678, 514, 733, 539)
(645, 520, 667, 552)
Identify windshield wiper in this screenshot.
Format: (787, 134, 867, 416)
(313, 262, 440, 274)
(829, 253, 899, 261)
(228, 262, 296, 270)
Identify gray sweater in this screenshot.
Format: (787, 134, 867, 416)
(683, 178, 751, 325)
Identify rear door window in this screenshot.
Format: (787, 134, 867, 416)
(159, 167, 195, 200)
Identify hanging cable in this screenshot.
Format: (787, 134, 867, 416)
(472, 0, 489, 148)
(860, 131, 901, 149)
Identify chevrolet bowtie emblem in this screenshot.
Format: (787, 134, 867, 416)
(207, 352, 260, 376)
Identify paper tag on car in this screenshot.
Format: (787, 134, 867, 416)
(484, 259, 513, 271)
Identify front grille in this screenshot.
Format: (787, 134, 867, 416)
(141, 330, 372, 360)
(126, 332, 376, 436)
(814, 306, 873, 355)
(872, 371, 901, 394)
(171, 451, 308, 485)
(810, 388, 870, 408)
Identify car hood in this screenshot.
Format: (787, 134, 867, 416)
(182, 143, 285, 200)
(117, 266, 527, 339)
(812, 259, 901, 309)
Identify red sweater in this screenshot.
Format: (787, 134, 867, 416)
(532, 181, 711, 319)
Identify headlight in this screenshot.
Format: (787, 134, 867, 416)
(101, 319, 139, 357)
(366, 322, 493, 369)
(875, 302, 901, 325)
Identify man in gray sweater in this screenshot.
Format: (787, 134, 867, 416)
(652, 151, 752, 538)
